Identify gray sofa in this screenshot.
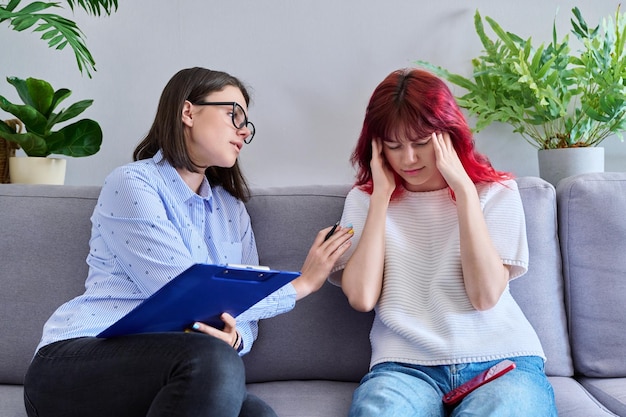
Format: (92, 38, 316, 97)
(1, 173, 625, 417)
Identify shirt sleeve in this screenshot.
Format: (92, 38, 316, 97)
(481, 180, 529, 280)
(235, 284, 297, 355)
(90, 165, 197, 296)
(328, 187, 370, 285)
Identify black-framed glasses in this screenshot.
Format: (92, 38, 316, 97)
(193, 101, 256, 144)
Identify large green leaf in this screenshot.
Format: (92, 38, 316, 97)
(0, 129, 48, 156)
(26, 77, 54, 114)
(48, 99, 93, 128)
(46, 119, 102, 157)
(6, 76, 56, 114)
(6, 76, 32, 107)
(46, 87, 72, 118)
(0, 95, 48, 134)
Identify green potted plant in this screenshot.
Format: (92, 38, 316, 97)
(417, 6, 626, 185)
(0, 76, 102, 184)
(0, 0, 117, 183)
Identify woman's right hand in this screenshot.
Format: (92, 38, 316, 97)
(291, 224, 353, 300)
(190, 313, 241, 350)
(370, 138, 395, 199)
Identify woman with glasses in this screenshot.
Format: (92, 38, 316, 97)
(24, 67, 353, 417)
(331, 68, 557, 416)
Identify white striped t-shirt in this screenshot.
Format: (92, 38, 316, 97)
(334, 180, 545, 368)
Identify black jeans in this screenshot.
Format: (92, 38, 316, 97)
(24, 333, 276, 417)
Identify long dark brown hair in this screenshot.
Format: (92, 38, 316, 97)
(133, 67, 251, 201)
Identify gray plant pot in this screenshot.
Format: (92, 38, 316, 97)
(537, 147, 604, 187)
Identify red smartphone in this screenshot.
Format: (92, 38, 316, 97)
(442, 359, 516, 406)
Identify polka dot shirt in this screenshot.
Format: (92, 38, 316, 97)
(36, 151, 296, 354)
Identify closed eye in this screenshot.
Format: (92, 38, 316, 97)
(384, 142, 402, 151)
(413, 138, 431, 147)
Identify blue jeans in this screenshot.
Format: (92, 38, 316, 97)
(349, 356, 557, 417)
(24, 333, 276, 417)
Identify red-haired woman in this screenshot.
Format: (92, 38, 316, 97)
(331, 68, 557, 416)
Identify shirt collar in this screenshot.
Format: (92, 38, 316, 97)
(152, 150, 214, 206)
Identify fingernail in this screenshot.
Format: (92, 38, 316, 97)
(348, 229, 354, 235)
(192, 323, 200, 330)
(347, 223, 353, 228)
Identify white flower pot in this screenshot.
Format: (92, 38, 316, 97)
(9, 156, 66, 185)
(537, 147, 604, 187)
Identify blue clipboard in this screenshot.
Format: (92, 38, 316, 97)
(97, 264, 300, 338)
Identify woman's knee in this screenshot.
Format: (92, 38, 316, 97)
(350, 367, 443, 417)
(154, 335, 248, 415)
(177, 334, 245, 384)
(454, 365, 556, 416)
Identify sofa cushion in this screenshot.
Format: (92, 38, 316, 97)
(578, 377, 626, 417)
(247, 380, 358, 417)
(511, 177, 574, 377)
(550, 377, 618, 416)
(557, 173, 626, 378)
(242, 185, 373, 384)
(0, 385, 27, 417)
(249, 378, 618, 417)
(0, 185, 100, 385)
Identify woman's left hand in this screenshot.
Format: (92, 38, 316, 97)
(432, 132, 508, 310)
(190, 312, 240, 350)
(432, 132, 472, 192)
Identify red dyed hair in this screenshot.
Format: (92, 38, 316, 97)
(351, 68, 511, 199)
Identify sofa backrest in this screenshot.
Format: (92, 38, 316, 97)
(0, 185, 100, 384)
(241, 185, 373, 383)
(513, 177, 574, 377)
(0, 183, 373, 386)
(0, 178, 574, 386)
(243, 178, 574, 381)
(557, 172, 626, 378)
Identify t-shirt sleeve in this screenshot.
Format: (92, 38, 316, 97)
(481, 180, 529, 280)
(328, 187, 370, 285)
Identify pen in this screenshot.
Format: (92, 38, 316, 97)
(324, 221, 340, 241)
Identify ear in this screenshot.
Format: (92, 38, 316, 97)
(181, 100, 194, 127)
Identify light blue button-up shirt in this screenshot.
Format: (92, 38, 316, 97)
(37, 151, 296, 354)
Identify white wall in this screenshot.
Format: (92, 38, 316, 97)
(1, 0, 624, 187)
